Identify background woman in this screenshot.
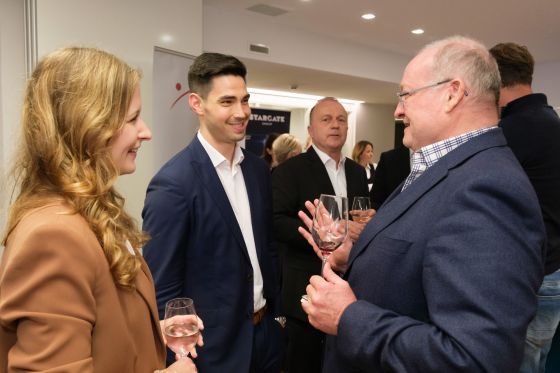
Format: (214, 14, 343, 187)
(261, 132, 280, 169)
(352, 140, 376, 192)
(0, 47, 196, 373)
(271, 133, 303, 170)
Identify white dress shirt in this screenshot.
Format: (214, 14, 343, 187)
(313, 145, 347, 198)
(197, 132, 266, 312)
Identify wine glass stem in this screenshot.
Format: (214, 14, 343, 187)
(321, 255, 328, 278)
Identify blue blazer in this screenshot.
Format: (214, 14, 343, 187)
(142, 136, 279, 372)
(323, 129, 546, 372)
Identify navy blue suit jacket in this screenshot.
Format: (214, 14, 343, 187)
(142, 136, 279, 372)
(323, 129, 546, 372)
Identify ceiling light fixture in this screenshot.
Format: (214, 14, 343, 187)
(361, 13, 375, 20)
(247, 87, 363, 109)
(411, 29, 424, 35)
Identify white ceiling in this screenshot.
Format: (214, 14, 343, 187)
(205, 0, 560, 104)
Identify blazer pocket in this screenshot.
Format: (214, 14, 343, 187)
(373, 234, 412, 255)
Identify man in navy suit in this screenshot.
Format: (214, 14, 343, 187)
(299, 36, 546, 372)
(490, 42, 560, 373)
(142, 53, 281, 372)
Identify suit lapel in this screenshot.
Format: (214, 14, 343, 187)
(306, 147, 335, 196)
(241, 156, 262, 259)
(136, 258, 166, 357)
(190, 138, 250, 261)
(346, 129, 507, 271)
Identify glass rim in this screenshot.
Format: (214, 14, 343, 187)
(165, 297, 194, 309)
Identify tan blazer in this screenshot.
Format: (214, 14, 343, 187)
(0, 204, 166, 373)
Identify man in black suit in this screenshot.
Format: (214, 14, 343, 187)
(370, 145, 411, 210)
(272, 97, 369, 373)
(491, 42, 560, 373)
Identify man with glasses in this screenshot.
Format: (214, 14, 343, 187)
(299, 36, 545, 372)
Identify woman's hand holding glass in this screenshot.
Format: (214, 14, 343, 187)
(162, 298, 204, 359)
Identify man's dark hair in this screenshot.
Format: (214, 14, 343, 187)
(188, 52, 247, 97)
(489, 43, 534, 87)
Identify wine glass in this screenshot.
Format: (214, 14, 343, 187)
(311, 194, 349, 276)
(163, 298, 200, 358)
(351, 196, 371, 223)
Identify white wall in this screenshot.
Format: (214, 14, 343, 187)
(0, 0, 27, 249)
(356, 103, 397, 163)
(534, 61, 560, 111)
(36, 0, 203, 222)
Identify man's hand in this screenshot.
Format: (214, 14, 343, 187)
(301, 263, 357, 335)
(297, 200, 352, 273)
(348, 209, 376, 242)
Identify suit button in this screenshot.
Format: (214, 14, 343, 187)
(247, 312, 252, 319)
(247, 274, 253, 282)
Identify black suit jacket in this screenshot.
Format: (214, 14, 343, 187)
(370, 146, 411, 210)
(272, 147, 369, 321)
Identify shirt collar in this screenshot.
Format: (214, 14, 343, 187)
(197, 131, 244, 168)
(312, 145, 345, 169)
(412, 127, 497, 169)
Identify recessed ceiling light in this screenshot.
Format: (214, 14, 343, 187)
(361, 13, 376, 20)
(160, 34, 173, 43)
(411, 29, 424, 35)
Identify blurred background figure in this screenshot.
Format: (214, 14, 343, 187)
(490, 41, 560, 373)
(370, 145, 411, 210)
(303, 135, 313, 151)
(352, 140, 376, 192)
(0, 47, 196, 373)
(261, 132, 280, 169)
(271, 133, 303, 170)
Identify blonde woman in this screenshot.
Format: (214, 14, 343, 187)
(0, 47, 197, 373)
(271, 133, 303, 169)
(352, 140, 376, 191)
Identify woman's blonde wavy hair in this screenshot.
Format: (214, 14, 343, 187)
(2, 47, 146, 289)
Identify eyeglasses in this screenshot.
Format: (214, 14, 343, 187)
(396, 79, 452, 104)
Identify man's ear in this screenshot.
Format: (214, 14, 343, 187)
(188, 92, 204, 115)
(444, 79, 467, 113)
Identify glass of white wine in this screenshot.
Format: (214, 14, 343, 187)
(163, 298, 200, 358)
(351, 196, 371, 224)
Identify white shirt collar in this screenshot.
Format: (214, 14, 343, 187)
(312, 144, 345, 169)
(197, 131, 244, 169)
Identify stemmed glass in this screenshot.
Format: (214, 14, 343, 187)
(311, 194, 349, 276)
(351, 196, 371, 223)
(163, 298, 200, 358)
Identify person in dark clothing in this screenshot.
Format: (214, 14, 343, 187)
(370, 145, 410, 210)
(272, 97, 369, 373)
(491, 42, 560, 373)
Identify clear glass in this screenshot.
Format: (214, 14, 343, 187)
(351, 196, 371, 223)
(163, 298, 200, 358)
(311, 194, 349, 276)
